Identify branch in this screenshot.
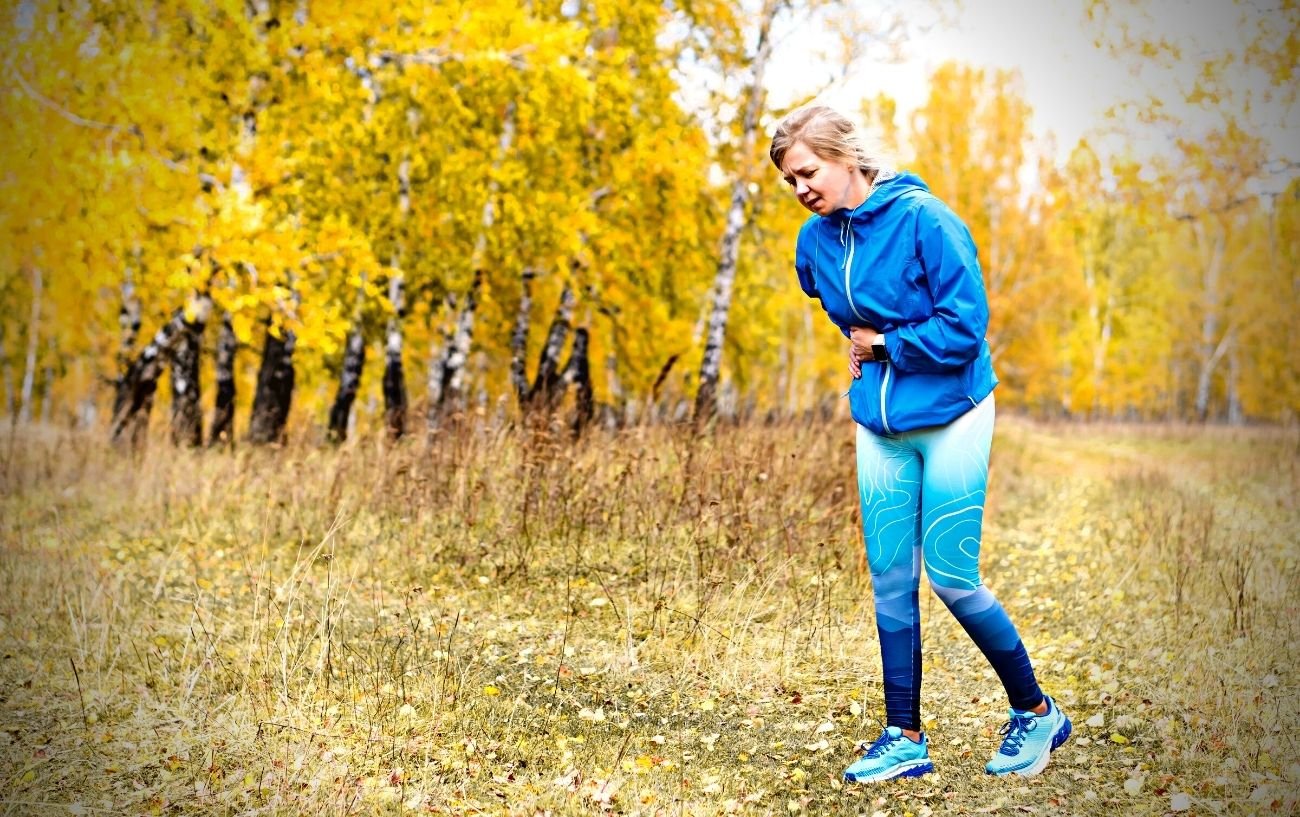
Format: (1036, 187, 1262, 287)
(370, 45, 534, 71)
(10, 67, 128, 133)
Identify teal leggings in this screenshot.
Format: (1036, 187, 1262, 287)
(856, 395, 1043, 730)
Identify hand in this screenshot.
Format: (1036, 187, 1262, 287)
(848, 325, 879, 379)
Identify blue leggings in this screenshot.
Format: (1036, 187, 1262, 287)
(856, 395, 1043, 731)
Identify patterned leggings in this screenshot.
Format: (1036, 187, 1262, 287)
(855, 395, 1043, 731)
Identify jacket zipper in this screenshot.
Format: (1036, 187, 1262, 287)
(879, 362, 893, 434)
(840, 214, 868, 323)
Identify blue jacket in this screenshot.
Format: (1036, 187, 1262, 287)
(794, 172, 997, 434)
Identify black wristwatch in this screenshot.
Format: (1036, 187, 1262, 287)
(871, 335, 889, 362)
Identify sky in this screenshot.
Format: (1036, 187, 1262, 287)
(765, 0, 1296, 180)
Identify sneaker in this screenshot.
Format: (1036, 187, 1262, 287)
(843, 726, 934, 783)
(985, 696, 1072, 777)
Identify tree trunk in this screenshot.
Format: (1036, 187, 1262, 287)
(112, 275, 142, 424)
(110, 296, 213, 446)
(694, 7, 774, 423)
(562, 327, 594, 435)
(1227, 347, 1243, 425)
(327, 326, 366, 443)
(509, 268, 536, 406)
(441, 271, 482, 415)
(40, 338, 54, 424)
(383, 274, 408, 438)
(426, 104, 514, 432)
(426, 291, 457, 427)
(528, 283, 575, 412)
(427, 271, 484, 426)
(168, 310, 206, 447)
(18, 267, 41, 425)
(1193, 222, 1227, 421)
(248, 325, 295, 445)
(208, 313, 237, 447)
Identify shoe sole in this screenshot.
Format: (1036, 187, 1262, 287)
(988, 715, 1072, 778)
(844, 759, 934, 784)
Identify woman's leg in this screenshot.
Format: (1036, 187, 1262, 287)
(913, 396, 1044, 712)
(855, 424, 925, 730)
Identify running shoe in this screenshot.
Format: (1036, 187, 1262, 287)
(843, 726, 933, 783)
(985, 696, 1072, 776)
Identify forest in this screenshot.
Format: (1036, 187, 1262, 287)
(2, 0, 1296, 443)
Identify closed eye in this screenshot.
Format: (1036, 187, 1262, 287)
(784, 168, 817, 186)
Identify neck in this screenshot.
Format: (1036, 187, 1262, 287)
(841, 169, 876, 211)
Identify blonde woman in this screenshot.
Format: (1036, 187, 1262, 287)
(770, 105, 1070, 782)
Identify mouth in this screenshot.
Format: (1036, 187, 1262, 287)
(803, 196, 822, 210)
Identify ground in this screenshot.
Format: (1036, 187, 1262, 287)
(0, 417, 1296, 815)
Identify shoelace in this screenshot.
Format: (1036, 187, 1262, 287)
(857, 732, 902, 758)
(996, 713, 1039, 754)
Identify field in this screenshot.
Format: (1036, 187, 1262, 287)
(0, 417, 1297, 816)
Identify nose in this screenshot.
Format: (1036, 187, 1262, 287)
(795, 179, 809, 196)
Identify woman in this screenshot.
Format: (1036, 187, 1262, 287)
(769, 105, 1070, 782)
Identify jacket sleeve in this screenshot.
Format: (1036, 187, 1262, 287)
(794, 220, 819, 299)
(884, 198, 988, 372)
(795, 220, 852, 339)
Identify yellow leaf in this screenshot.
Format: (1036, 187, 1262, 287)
(1110, 733, 1130, 744)
(482, 685, 500, 696)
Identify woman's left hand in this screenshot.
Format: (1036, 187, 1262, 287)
(848, 326, 879, 378)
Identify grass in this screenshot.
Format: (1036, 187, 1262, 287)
(0, 416, 1297, 815)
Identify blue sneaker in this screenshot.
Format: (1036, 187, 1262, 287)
(843, 726, 933, 783)
(985, 696, 1072, 776)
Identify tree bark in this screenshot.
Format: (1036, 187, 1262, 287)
(1227, 347, 1243, 425)
(40, 337, 55, 424)
(509, 268, 536, 406)
(327, 326, 366, 443)
(1193, 222, 1227, 420)
(168, 309, 206, 447)
(383, 274, 408, 438)
(441, 271, 481, 415)
(562, 327, 594, 435)
(426, 104, 514, 432)
(426, 290, 457, 427)
(208, 313, 237, 446)
(18, 267, 41, 425)
(247, 325, 295, 445)
(694, 5, 774, 423)
(112, 275, 142, 424)
(110, 295, 213, 446)
(527, 283, 575, 412)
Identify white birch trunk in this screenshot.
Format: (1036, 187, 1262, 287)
(1193, 222, 1227, 420)
(209, 313, 237, 446)
(509, 268, 536, 406)
(18, 267, 41, 425)
(428, 104, 515, 427)
(383, 273, 408, 437)
(529, 283, 576, 411)
(694, 4, 774, 422)
(327, 326, 366, 442)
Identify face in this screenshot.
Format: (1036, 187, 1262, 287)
(780, 140, 859, 216)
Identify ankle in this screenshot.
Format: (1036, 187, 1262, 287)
(900, 728, 923, 743)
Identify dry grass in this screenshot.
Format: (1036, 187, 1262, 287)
(0, 416, 1297, 816)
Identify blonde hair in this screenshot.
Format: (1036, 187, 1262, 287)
(769, 105, 895, 180)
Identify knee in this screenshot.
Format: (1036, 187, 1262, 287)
(926, 576, 968, 607)
(926, 574, 993, 617)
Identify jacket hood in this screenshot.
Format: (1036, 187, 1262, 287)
(824, 171, 930, 223)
